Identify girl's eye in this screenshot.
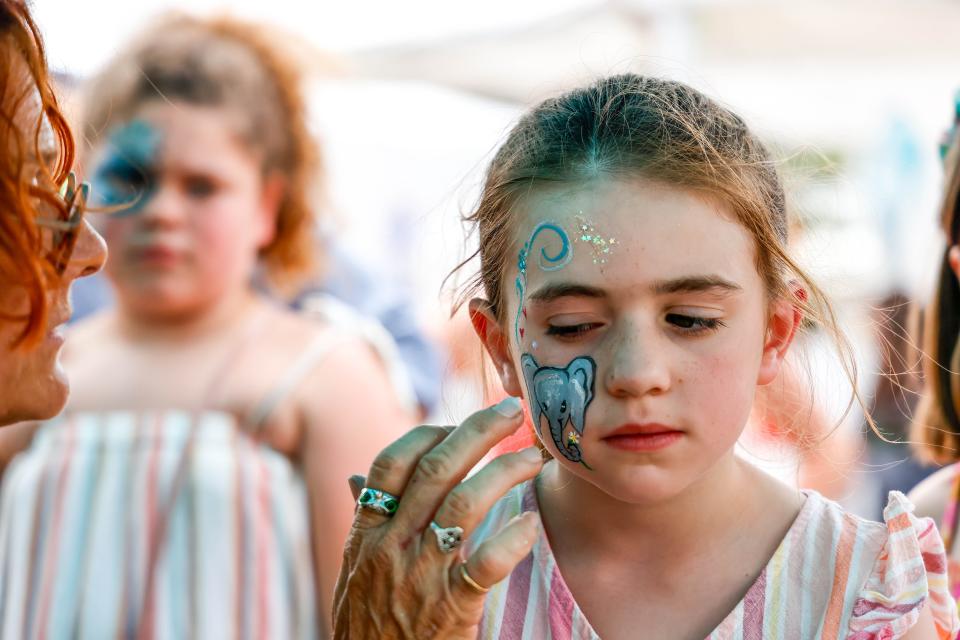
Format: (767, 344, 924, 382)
(103, 165, 148, 190)
(665, 313, 725, 334)
(545, 322, 602, 339)
(184, 176, 216, 198)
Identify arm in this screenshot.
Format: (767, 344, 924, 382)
(300, 338, 414, 632)
(900, 603, 938, 640)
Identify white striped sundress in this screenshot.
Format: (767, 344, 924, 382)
(0, 411, 317, 640)
(0, 328, 351, 640)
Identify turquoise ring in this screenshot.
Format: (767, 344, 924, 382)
(357, 487, 401, 517)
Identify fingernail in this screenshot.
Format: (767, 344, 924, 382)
(348, 475, 365, 491)
(520, 447, 542, 463)
(492, 396, 522, 418)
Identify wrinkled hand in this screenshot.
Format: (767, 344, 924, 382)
(333, 398, 543, 639)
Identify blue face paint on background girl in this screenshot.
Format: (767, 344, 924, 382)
(90, 119, 161, 215)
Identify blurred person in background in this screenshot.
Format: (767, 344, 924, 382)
(0, 13, 410, 638)
(907, 94, 960, 604)
(0, 0, 106, 425)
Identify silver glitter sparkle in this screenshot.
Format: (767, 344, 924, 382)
(574, 215, 617, 265)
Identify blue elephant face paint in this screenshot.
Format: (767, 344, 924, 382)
(521, 353, 596, 470)
(91, 120, 162, 216)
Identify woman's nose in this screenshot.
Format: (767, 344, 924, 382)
(64, 219, 107, 281)
(603, 325, 672, 398)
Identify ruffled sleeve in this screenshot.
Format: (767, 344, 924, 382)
(846, 491, 960, 640)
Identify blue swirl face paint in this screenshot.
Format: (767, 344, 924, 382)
(91, 120, 162, 216)
(514, 221, 572, 343)
(521, 353, 596, 470)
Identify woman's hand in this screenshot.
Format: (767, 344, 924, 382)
(333, 398, 544, 639)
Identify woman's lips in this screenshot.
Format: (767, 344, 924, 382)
(45, 324, 66, 348)
(602, 424, 684, 452)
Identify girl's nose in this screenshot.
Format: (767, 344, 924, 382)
(603, 325, 672, 398)
(136, 184, 182, 229)
(64, 219, 107, 281)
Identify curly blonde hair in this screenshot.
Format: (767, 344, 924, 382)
(80, 13, 322, 289)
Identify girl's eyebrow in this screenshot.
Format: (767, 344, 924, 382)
(651, 275, 742, 295)
(527, 275, 742, 304)
(528, 282, 606, 303)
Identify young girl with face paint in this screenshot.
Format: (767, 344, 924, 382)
(333, 75, 959, 639)
(0, 15, 408, 638)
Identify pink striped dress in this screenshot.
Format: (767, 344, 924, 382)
(468, 481, 959, 639)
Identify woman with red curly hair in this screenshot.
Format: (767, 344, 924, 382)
(0, 0, 106, 425)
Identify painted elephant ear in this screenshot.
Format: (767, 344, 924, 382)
(568, 356, 596, 407)
(520, 353, 539, 394)
(520, 353, 544, 435)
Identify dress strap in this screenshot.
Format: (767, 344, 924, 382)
(243, 331, 345, 432)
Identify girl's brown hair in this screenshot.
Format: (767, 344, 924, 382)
(0, 0, 75, 348)
(80, 13, 320, 289)
(912, 131, 960, 464)
(454, 74, 868, 437)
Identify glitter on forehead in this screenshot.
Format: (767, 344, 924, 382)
(574, 214, 617, 266)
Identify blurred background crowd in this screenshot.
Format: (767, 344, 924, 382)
(35, 0, 960, 511)
(4, 0, 959, 633)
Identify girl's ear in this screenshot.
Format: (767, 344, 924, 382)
(468, 298, 524, 396)
(948, 245, 960, 282)
(255, 172, 286, 249)
(757, 284, 804, 386)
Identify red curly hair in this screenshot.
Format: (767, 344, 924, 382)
(0, 0, 75, 348)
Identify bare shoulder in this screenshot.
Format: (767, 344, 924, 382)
(907, 464, 956, 521)
(257, 305, 387, 388)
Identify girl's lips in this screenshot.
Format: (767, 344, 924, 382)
(602, 424, 684, 452)
(131, 244, 180, 266)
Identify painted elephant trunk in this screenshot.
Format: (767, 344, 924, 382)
(548, 416, 584, 462)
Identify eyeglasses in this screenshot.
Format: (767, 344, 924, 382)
(34, 171, 90, 275)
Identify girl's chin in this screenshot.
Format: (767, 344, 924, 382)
(555, 457, 692, 505)
(122, 292, 207, 321)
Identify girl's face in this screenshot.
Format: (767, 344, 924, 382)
(476, 177, 797, 505)
(90, 102, 279, 322)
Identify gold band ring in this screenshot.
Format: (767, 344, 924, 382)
(459, 563, 490, 594)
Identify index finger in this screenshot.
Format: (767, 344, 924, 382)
(391, 397, 525, 532)
(355, 425, 453, 529)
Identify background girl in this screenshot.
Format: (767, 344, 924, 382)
(334, 75, 958, 639)
(0, 14, 408, 638)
